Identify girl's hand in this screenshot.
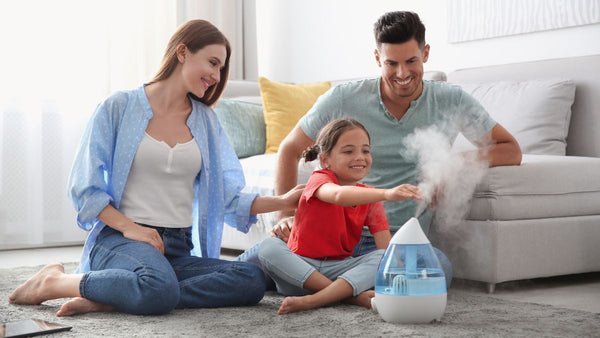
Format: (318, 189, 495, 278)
(122, 224, 165, 254)
(279, 184, 305, 211)
(384, 184, 422, 201)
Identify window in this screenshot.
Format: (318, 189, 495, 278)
(0, 0, 177, 249)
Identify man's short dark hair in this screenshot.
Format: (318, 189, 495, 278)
(374, 11, 426, 49)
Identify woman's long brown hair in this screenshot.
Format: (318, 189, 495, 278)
(148, 20, 231, 106)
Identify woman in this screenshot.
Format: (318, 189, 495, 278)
(9, 20, 302, 316)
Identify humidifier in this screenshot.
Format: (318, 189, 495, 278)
(371, 217, 447, 324)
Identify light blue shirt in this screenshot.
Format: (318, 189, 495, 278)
(300, 78, 496, 233)
(68, 85, 258, 272)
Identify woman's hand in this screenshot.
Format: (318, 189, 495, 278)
(279, 184, 305, 211)
(384, 184, 423, 201)
(249, 184, 305, 215)
(97, 204, 165, 254)
(122, 224, 165, 254)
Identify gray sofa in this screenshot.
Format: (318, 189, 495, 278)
(430, 55, 600, 292)
(216, 55, 600, 292)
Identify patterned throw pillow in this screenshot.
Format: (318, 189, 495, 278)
(214, 99, 266, 158)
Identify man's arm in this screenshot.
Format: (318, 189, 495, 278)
(473, 123, 522, 167)
(275, 124, 315, 197)
(271, 124, 315, 241)
(373, 230, 392, 250)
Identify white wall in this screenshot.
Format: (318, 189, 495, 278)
(255, 0, 600, 83)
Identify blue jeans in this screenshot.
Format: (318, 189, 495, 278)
(258, 237, 385, 296)
(81, 225, 265, 315)
(237, 235, 453, 290)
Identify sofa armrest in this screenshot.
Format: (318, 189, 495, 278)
(465, 154, 600, 221)
(423, 71, 447, 81)
(223, 70, 448, 101)
(223, 80, 260, 98)
(476, 154, 600, 196)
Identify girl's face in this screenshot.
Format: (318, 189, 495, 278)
(180, 43, 227, 99)
(321, 127, 372, 186)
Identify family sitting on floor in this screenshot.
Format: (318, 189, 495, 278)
(8, 11, 520, 316)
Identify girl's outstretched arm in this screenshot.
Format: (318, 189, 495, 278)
(315, 183, 422, 207)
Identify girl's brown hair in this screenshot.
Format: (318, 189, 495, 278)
(303, 118, 371, 162)
(148, 20, 231, 106)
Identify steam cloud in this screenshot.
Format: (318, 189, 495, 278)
(402, 125, 489, 228)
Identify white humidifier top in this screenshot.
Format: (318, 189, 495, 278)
(389, 217, 430, 245)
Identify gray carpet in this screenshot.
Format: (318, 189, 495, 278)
(2, 263, 599, 337)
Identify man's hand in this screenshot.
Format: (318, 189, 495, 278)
(270, 216, 294, 242)
(474, 123, 522, 167)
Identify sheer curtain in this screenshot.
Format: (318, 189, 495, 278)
(0, 0, 177, 249)
(177, 0, 258, 80)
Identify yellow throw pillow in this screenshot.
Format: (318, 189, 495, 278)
(258, 77, 331, 154)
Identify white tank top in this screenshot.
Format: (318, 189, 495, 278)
(119, 132, 202, 228)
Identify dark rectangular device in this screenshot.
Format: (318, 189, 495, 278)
(1, 319, 72, 338)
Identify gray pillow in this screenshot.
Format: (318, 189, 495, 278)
(214, 99, 266, 158)
(452, 80, 576, 155)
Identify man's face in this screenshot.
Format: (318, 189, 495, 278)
(375, 39, 429, 101)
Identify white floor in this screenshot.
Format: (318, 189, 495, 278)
(2, 245, 599, 314)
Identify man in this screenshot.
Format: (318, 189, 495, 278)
(238, 11, 521, 288)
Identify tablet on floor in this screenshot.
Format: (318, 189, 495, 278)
(1, 319, 72, 338)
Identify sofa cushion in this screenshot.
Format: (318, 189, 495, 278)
(235, 153, 319, 239)
(452, 80, 576, 155)
(214, 99, 266, 158)
(239, 153, 318, 195)
(258, 77, 331, 154)
(466, 154, 600, 220)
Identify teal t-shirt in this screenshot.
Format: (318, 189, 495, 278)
(299, 78, 496, 234)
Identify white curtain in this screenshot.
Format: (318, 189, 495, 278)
(0, 0, 177, 249)
(177, 0, 258, 80)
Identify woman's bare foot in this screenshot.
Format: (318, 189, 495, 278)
(9, 263, 66, 305)
(278, 296, 315, 315)
(345, 290, 374, 309)
(57, 297, 115, 316)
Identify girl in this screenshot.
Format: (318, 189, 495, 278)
(258, 118, 422, 314)
(9, 20, 302, 316)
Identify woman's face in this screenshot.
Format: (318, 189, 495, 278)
(180, 43, 227, 98)
(321, 127, 372, 186)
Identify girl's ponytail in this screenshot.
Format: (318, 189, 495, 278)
(302, 145, 320, 162)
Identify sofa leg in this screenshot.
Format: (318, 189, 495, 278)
(486, 283, 496, 294)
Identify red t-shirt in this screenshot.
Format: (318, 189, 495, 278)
(287, 169, 389, 260)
